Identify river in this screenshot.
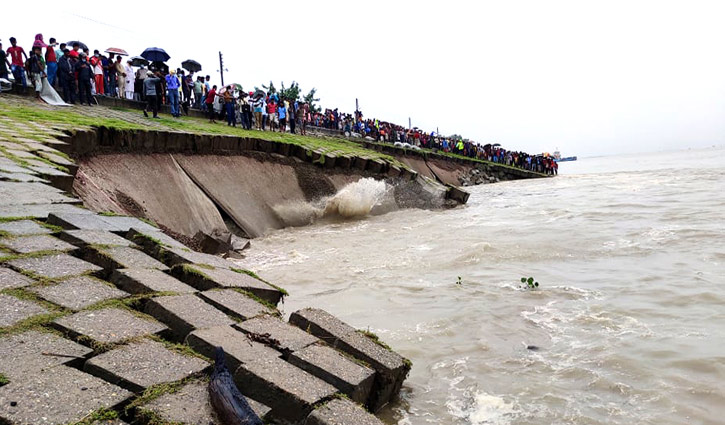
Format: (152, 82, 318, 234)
(237, 146, 725, 425)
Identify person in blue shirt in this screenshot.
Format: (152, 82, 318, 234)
(277, 102, 287, 133)
(165, 70, 181, 117)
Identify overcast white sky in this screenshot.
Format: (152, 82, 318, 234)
(3, 0, 725, 156)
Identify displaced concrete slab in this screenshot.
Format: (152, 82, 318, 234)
(145, 294, 234, 339)
(98, 216, 159, 234)
(0, 181, 77, 205)
(0, 203, 92, 219)
(0, 267, 34, 290)
(48, 213, 126, 232)
(54, 308, 168, 346)
(198, 289, 274, 320)
(0, 330, 92, 380)
(0, 235, 76, 254)
(235, 356, 337, 423)
(140, 379, 271, 424)
(84, 339, 208, 393)
(234, 315, 318, 354)
(0, 365, 132, 425)
(81, 246, 169, 273)
(0, 220, 52, 236)
(58, 229, 136, 248)
(110, 268, 196, 295)
(186, 326, 280, 372)
(7, 253, 103, 279)
(29, 276, 127, 311)
(154, 245, 236, 269)
(73, 153, 228, 242)
(289, 344, 375, 405)
(289, 308, 410, 412)
(0, 171, 50, 183)
(126, 227, 187, 249)
(304, 398, 385, 425)
(170, 265, 282, 305)
(0, 294, 50, 328)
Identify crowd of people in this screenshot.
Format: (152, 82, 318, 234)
(1, 34, 555, 174)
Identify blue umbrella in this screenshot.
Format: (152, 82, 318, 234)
(140, 47, 170, 62)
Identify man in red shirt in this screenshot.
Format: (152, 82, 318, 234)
(7, 37, 27, 92)
(45, 37, 58, 87)
(206, 85, 219, 123)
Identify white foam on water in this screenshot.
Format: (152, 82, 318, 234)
(324, 178, 389, 218)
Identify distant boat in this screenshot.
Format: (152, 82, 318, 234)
(552, 149, 576, 162)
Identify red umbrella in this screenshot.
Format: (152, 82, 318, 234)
(104, 47, 128, 56)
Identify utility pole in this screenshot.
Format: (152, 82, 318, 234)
(408, 117, 411, 130)
(218, 51, 225, 86)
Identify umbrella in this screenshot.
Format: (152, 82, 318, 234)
(181, 59, 202, 73)
(104, 47, 128, 56)
(225, 83, 243, 91)
(129, 56, 149, 67)
(149, 61, 169, 75)
(66, 40, 88, 50)
(140, 47, 170, 63)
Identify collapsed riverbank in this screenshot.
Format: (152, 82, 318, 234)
(0, 94, 549, 424)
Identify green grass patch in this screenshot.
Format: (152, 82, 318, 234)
(230, 267, 289, 296)
(357, 329, 392, 351)
(228, 287, 281, 314)
(0, 373, 9, 386)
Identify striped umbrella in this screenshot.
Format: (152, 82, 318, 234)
(104, 47, 129, 56)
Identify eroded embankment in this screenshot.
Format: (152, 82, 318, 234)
(70, 127, 453, 240)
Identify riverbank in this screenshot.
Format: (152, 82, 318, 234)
(0, 95, 416, 425)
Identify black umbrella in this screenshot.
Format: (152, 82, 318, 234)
(129, 56, 149, 67)
(181, 59, 202, 73)
(140, 47, 170, 63)
(66, 40, 88, 50)
(149, 61, 169, 75)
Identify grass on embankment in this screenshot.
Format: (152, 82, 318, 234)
(0, 101, 398, 164)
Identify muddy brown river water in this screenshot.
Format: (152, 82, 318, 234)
(238, 147, 725, 425)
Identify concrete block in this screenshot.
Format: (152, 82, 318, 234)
(0, 203, 92, 220)
(0, 366, 132, 425)
(47, 213, 127, 232)
(445, 185, 470, 204)
(84, 339, 208, 393)
(186, 325, 280, 372)
(125, 227, 187, 249)
(170, 265, 282, 305)
(0, 220, 52, 236)
(58, 229, 136, 248)
(304, 398, 385, 425)
(153, 245, 235, 269)
(0, 235, 76, 254)
(336, 155, 353, 169)
(54, 307, 167, 346)
(234, 356, 337, 423)
(386, 164, 402, 178)
(289, 344, 375, 404)
(29, 276, 127, 311)
(0, 294, 49, 328)
(139, 379, 271, 425)
(80, 246, 169, 274)
(109, 268, 196, 295)
(289, 308, 410, 412)
(0, 181, 77, 205)
(198, 289, 274, 320)
(234, 315, 318, 355)
(353, 157, 368, 170)
(8, 254, 101, 279)
(0, 267, 34, 290)
(0, 330, 92, 380)
(145, 294, 234, 339)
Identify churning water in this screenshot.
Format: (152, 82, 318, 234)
(237, 147, 725, 425)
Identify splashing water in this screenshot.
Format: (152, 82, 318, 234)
(273, 178, 390, 227)
(325, 178, 389, 218)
